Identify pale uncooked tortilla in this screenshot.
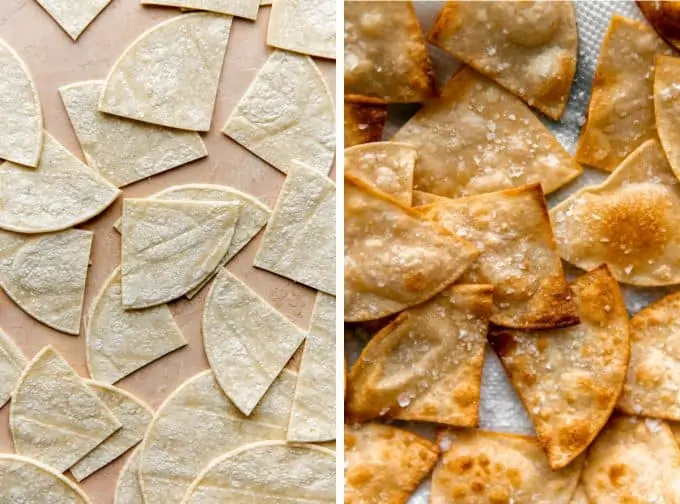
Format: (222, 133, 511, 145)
(0, 328, 26, 408)
(182, 441, 335, 503)
(121, 198, 239, 309)
(0, 39, 42, 167)
(10, 346, 121, 473)
(223, 50, 335, 175)
(255, 162, 336, 294)
(267, 0, 335, 59)
(85, 268, 187, 384)
(203, 268, 306, 415)
(35, 0, 113, 40)
(60, 80, 207, 188)
(0, 132, 119, 233)
(0, 228, 92, 335)
(114, 448, 143, 504)
(139, 369, 296, 504)
(99, 13, 232, 131)
(71, 381, 153, 482)
(141, 0, 259, 20)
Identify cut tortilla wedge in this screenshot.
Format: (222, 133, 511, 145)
(0, 328, 26, 409)
(140, 0, 259, 20)
(654, 55, 680, 183)
(114, 448, 142, 504)
(267, 0, 335, 59)
(344, 102, 387, 148)
(35, 0, 112, 40)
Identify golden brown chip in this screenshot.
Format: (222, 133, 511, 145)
(489, 266, 629, 469)
(347, 284, 493, 426)
(637, 1, 680, 51)
(344, 174, 479, 322)
(344, 423, 439, 504)
(654, 55, 680, 182)
(344, 102, 387, 148)
(576, 15, 672, 172)
(428, 2, 577, 119)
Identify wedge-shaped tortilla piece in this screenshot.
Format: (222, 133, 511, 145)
(552, 139, 680, 285)
(121, 198, 239, 308)
(267, 0, 335, 59)
(392, 69, 582, 198)
(0, 132, 119, 233)
(432, 430, 584, 503)
(345, 423, 439, 504)
(139, 369, 296, 504)
(638, 1, 680, 50)
(0, 328, 25, 408)
(654, 55, 680, 182)
(35, 0, 112, 40)
(418, 184, 578, 329)
(99, 13, 231, 131)
(0, 228, 92, 335)
(347, 284, 493, 426)
(581, 416, 680, 503)
(223, 50, 335, 175)
(254, 162, 336, 294)
(344, 103, 387, 148)
(140, 0, 259, 20)
(85, 269, 187, 384)
(489, 266, 629, 469)
(576, 16, 672, 171)
(0, 39, 42, 167)
(203, 268, 306, 415)
(114, 448, 143, 504)
(10, 346, 121, 472)
(344, 1, 435, 104)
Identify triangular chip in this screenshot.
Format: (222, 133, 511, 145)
(655, 55, 680, 183)
(576, 16, 672, 171)
(392, 69, 582, 199)
(344, 1, 436, 104)
(223, 50, 335, 175)
(254, 162, 336, 294)
(344, 174, 479, 322)
(121, 198, 239, 308)
(10, 346, 121, 473)
(99, 13, 232, 131)
(638, 1, 680, 50)
(489, 266, 629, 469)
(85, 268, 187, 384)
(114, 448, 143, 504)
(203, 268, 306, 415)
(0, 327, 25, 408)
(34, 0, 112, 40)
(551, 139, 680, 286)
(0, 228, 92, 335)
(0, 132, 119, 233)
(141, 0, 259, 19)
(418, 184, 578, 329)
(344, 102, 387, 148)
(345, 423, 439, 504)
(0, 39, 42, 167)
(267, 0, 335, 59)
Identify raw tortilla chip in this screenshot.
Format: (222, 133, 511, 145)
(267, 0, 335, 59)
(223, 50, 335, 175)
(391, 68, 582, 199)
(347, 284, 493, 426)
(576, 16, 672, 171)
(99, 13, 232, 131)
(85, 268, 187, 384)
(417, 184, 578, 329)
(114, 448, 143, 504)
(654, 55, 680, 182)
(344, 423, 439, 504)
(34, 0, 112, 40)
(202, 268, 306, 415)
(428, 1, 577, 120)
(489, 266, 630, 469)
(0, 228, 92, 335)
(140, 0, 259, 20)
(10, 346, 121, 473)
(432, 430, 584, 504)
(139, 369, 296, 504)
(551, 139, 680, 286)
(0, 39, 42, 167)
(121, 198, 239, 309)
(344, 142, 416, 206)
(344, 1, 436, 104)
(0, 328, 26, 408)
(254, 162, 336, 294)
(0, 132, 119, 233)
(71, 382, 153, 482)
(344, 103, 387, 148)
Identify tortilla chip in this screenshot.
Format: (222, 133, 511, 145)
(638, 1, 680, 50)
(345, 423, 439, 504)
(428, 1, 577, 120)
(418, 184, 578, 329)
(114, 448, 142, 504)
(551, 139, 680, 286)
(141, 0, 259, 20)
(0, 328, 25, 409)
(347, 284, 493, 426)
(489, 266, 629, 469)
(344, 103, 387, 148)
(576, 16, 672, 172)
(35, 0, 112, 40)
(654, 55, 680, 184)
(344, 0, 436, 104)
(392, 68, 582, 199)
(267, 0, 335, 59)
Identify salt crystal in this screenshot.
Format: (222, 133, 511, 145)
(397, 392, 413, 407)
(624, 265, 633, 275)
(438, 436, 452, 451)
(645, 418, 662, 433)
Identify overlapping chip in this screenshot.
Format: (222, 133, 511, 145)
(267, 0, 335, 59)
(654, 55, 680, 182)
(344, 103, 387, 148)
(0, 328, 25, 409)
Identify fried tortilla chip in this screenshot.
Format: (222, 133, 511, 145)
(344, 1, 436, 104)
(489, 266, 630, 469)
(0, 328, 25, 409)
(114, 448, 142, 504)
(576, 16, 672, 171)
(392, 68, 582, 199)
(344, 174, 479, 322)
(141, 0, 259, 20)
(428, 1, 577, 120)
(35, 0, 112, 40)
(345, 423, 439, 504)
(551, 139, 680, 286)
(654, 55, 680, 183)
(344, 103, 387, 148)
(418, 184, 578, 329)
(638, 0, 680, 50)
(267, 0, 335, 59)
